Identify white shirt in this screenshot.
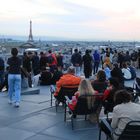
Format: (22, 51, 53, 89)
(111, 102, 140, 140)
(121, 68, 131, 79)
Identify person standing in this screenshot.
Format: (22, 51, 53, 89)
(93, 50, 100, 74)
(138, 49, 140, 69)
(0, 57, 5, 87)
(32, 51, 40, 76)
(39, 51, 47, 70)
(82, 50, 93, 78)
(7, 48, 22, 107)
(22, 52, 32, 87)
(111, 63, 124, 88)
(47, 50, 57, 73)
(71, 49, 82, 76)
(56, 52, 63, 72)
(131, 50, 138, 68)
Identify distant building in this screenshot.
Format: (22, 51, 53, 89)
(19, 42, 36, 49)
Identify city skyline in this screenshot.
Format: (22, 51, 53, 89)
(0, 0, 140, 41)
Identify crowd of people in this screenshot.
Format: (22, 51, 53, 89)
(71, 48, 140, 79)
(54, 66, 140, 139)
(0, 47, 139, 91)
(0, 46, 140, 138)
(0, 48, 64, 107)
(52, 47, 140, 139)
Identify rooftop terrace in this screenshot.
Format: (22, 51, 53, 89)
(0, 72, 139, 140)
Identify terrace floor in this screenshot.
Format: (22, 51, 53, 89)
(0, 70, 139, 140)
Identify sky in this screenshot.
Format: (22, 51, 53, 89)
(0, 0, 140, 41)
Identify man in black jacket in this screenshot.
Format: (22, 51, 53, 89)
(71, 49, 82, 76)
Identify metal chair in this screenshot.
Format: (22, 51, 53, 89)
(55, 85, 78, 112)
(99, 120, 140, 140)
(65, 94, 103, 130)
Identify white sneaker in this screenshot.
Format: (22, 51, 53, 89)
(8, 100, 12, 104)
(15, 102, 20, 107)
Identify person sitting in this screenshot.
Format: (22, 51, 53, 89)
(111, 63, 124, 88)
(121, 63, 132, 80)
(91, 70, 108, 93)
(100, 90, 140, 140)
(134, 77, 140, 92)
(91, 70, 108, 113)
(68, 79, 97, 111)
(40, 67, 52, 85)
(127, 62, 136, 79)
(68, 79, 100, 122)
(51, 67, 63, 85)
(102, 77, 121, 114)
(103, 63, 111, 80)
(54, 66, 81, 99)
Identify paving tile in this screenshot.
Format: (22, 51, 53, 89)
(0, 116, 14, 127)
(0, 102, 47, 118)
(26, 134, 64, 140)
(0, 127, 35, 140)
(9, 113, 62, 133)
(21, 95, 51, 104)
(42, 121, 98, 140)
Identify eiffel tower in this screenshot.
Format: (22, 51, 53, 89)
(28, 20, 34, 42)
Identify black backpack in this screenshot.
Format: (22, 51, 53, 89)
(47, 55, 54, 64)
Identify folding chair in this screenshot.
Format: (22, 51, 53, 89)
(99, 120, 140, 140)
(125, 86, 139, 103)
(118, 121, 140, 140)
(65, 94, 103, 130)
(55, 85, 78, 112)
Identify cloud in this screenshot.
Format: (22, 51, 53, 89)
(0, 0, 70, 20)
(0, 0, 140, 40)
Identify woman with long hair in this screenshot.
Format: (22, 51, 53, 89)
(68, 79, 97, 111)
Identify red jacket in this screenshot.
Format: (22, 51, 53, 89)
(48, 53, 57, 66)
(68, 91, 99, 111)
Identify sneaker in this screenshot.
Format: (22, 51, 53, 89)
(15, 102, 20, 107)
(8, 100, 12, 104)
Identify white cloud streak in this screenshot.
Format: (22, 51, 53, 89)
(0, 0, 140, 40)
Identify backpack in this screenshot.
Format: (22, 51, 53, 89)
(128, 67, 136, 79)
(93, 53, 100, 61)
(47, 55, 54, 64)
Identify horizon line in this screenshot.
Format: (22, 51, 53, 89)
(0, 34, 140, 42)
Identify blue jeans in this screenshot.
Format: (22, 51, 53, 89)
(8, 74, 21, 103)
(93, 61, 100, 74)
(75, 66, 81, 76)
